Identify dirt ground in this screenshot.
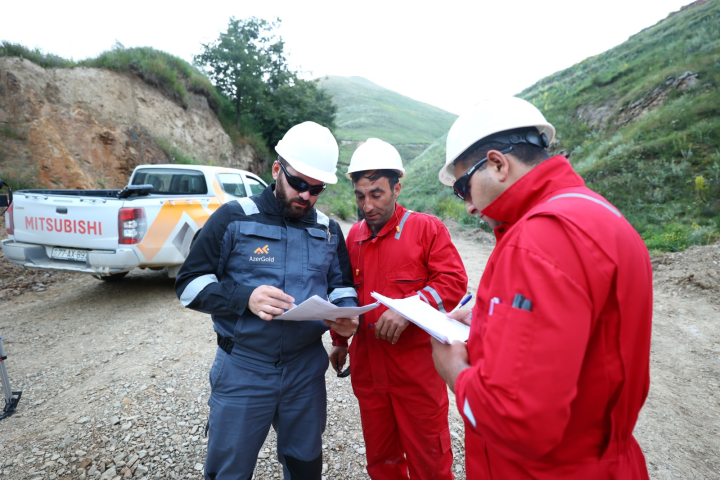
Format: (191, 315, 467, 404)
(0, 215, 718, 479)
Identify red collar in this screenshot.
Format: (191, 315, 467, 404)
(355, 203, 407, 242)
(482, 156, 584, 228)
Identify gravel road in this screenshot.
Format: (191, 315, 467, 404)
(0, 217, 718, 479)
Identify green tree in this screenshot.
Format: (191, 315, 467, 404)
(194, 17, 291, 130)
(195, 17, 337, 149)
(257, 78, 338, 148)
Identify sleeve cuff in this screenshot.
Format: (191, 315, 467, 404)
(333, 297, 359, 308)
(230, 285, 256, 316)
(455, 366, 477, 430)
(330, 329, 350, 347)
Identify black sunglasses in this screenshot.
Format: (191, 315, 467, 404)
(453, 146, 513, 200)
(278, 161, 327, 196)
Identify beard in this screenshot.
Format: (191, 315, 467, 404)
(275, 177, 313, 221)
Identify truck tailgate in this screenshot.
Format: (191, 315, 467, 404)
(12, 193, 121, 250)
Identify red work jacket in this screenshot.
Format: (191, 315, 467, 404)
(456, 156, 652, 479)
(332, 204, 467, 356)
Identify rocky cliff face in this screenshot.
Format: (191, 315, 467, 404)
(0, 57, 263, 190)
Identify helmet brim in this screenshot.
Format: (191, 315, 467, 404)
(283, 158, 338, 184)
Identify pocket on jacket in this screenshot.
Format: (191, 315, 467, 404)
(385, 279, 423, 305)
(239, 223, 284, 269)
(480, 303, 536, 399)
(307, 227, 335, 273)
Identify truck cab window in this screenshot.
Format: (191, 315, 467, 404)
(245, 176, 266, 196)
(217, 173, 248, 198)
(132, 169, 207, 195)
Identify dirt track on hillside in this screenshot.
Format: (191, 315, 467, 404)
(0, 217, 718, 479)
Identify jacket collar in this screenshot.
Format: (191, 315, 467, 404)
(482, 156, 584, 236)
(259, 183, 317, 224)
(355, 202, 407, 242)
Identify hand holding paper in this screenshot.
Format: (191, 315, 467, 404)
(323, 316, 359, 337)
(370, 292, 470, 344)
(274, 295, 379, 321)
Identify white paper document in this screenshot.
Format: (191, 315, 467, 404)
(274, 295, 380, 321)
(370, 292, 470, 344)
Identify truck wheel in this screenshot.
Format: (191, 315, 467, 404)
(95, 272, 129, 282)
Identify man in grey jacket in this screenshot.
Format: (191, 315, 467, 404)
(176, 122, 359, 480)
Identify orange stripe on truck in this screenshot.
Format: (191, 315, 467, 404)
(137, 200, 218, 261)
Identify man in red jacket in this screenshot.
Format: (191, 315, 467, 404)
(330, 138, 468, 479)
(431, 97, 652, 479)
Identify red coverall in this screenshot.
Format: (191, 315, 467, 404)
(332, 203, 468, 479)
(455, 156, 652, 479)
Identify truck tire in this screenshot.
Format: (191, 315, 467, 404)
(95, 272, 129, 282)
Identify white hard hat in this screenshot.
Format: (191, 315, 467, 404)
(275, 121, 339, 184)
(346, 138, 405, 179)
(438, 97, 555, 186)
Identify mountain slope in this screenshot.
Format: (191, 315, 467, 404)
(318, 75, 457, 163)
(315, 75, 457, 218)
(403, 0, 720, 250)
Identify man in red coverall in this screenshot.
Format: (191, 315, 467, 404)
(431, 97, 653, 479)
(329, 138, 468, 479)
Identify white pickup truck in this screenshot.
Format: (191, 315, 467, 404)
(1, 164, 267, 280)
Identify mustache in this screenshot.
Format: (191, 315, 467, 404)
(290, 197, 310, 207)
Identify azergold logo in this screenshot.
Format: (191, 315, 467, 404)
(254, 245, 269, 255)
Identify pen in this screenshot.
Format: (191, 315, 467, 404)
(449, 294, 473, 315)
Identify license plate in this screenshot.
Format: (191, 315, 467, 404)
(51, 248, 88, 262)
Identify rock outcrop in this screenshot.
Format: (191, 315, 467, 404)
(0, 57, 263, 189)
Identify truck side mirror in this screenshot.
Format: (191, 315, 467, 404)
(0, 195, 7, 208)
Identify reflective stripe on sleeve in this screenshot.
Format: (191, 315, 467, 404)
(463, 398, 477, 428)
(547, 193, 621, 217)
(180, 274, 218, 307)
(422, 286, 447, 313)
(416, 290, 430, 304)
(236, 198, 259, 215)
(394, 210, 413, 239)
(329, 287, 358, 303)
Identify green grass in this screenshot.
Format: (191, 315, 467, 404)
(81, 44, 224, 115)
(380, 1, 720, 251)
(514, 0, 720, 250)
(0, 41, 74, 68)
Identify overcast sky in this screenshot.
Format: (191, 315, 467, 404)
(2, 0, 693, 114)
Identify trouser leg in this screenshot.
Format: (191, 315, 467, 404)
(390, 386, 453, 480)
(353, 385, 408, 480)
(274, 343, 328, 480)
(387, 344, 453, 480)
(204, 348, 280, 480)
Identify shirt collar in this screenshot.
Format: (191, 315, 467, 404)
(355, 202, 406, 242)
(482, 156, 585, 228)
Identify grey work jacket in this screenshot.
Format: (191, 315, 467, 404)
(175, 184, 357, 366)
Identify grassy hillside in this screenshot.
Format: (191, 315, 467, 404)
(319, 76, 456, 156)
(315, 76, 457, 219)
(403, 0, 720, 251)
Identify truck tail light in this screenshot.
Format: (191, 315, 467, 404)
(118, 207, 147, 245)
(5, 202, 13, 235)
